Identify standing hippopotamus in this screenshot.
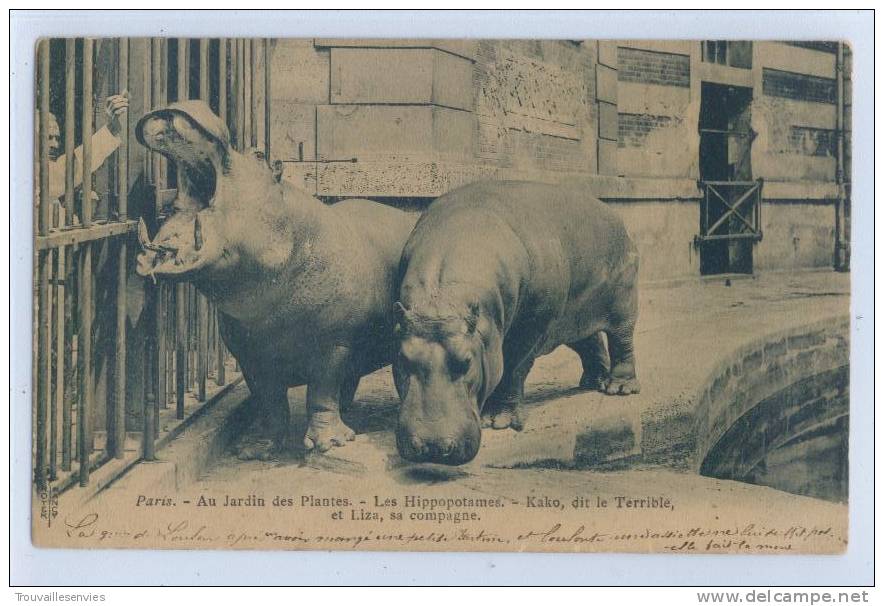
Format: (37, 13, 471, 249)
(134, 101, 417, 458)
(394, 181, 639, 465)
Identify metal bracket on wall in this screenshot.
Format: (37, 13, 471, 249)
(694, 178, 764, 248)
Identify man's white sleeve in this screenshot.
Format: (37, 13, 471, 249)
(46, 126, 121, 201)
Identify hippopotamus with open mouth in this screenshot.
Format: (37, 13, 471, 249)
(393, 181, 640, 465)
(134, 100, 417, 458)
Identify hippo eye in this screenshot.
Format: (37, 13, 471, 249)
(447, 351, 471, 378)
(396, 349, 414, 372)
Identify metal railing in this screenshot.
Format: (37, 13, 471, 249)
(33, 37, 272, 492)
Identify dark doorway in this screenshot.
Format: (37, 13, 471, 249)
(698, 83, 756, 275)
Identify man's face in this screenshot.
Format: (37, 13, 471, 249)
(47, 115, 61, 161)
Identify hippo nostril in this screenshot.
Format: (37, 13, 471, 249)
(409, 435, 425, 456)
(440, 438, 456, 457)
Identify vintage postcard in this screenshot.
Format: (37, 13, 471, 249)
(31, 36, 851, 554)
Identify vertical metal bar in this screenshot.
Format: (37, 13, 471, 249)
(207, 302, 215, 379)
(215, 309, 226, 385)
(61, 251, 73, 471)
(189, 286, 197, 391)
(61, 39, 76, 471)
(264, 39, 271, 167)
(149, 36, 165, 443)
(218, 39, 227, 126)
(176, 283, 187, 419)
(242, 40, 251, 149)
(64, 39, 76, 225)
(834, 42, 847, 271)
(111, 38, 130, 459)
(187, 284, 197, 391)
(230, 39, 237, 148)
(175, 38, 190, 410)
(117, 39, 129, 222)
(156, 283, 167, 412)
(704, 185, 709, 235)
(169, 286, 175, 406)
(249, 38, 257, 149)
(143, 39, 152, 183)
(77, 246, 93, 485)
(36, 255, 50, 489)
(43, 46, 56, 478)
(193, 289, 199, 391)
(82, 38, 94, 228)
(43, 249, 54, 481)
(77, 38, 95, 486)
(38, 41, 51, 238)
(177, 38, 188, 101)
(235, 39, 244, 151)
(51, 249, 64, 480)
(142, 289, 157, 461)
(199, 39, 209, 101)
(197, 295, 208, 400)
(159, 39, 168, 186)
(35, 40, 50, 490)
(756, 179, 762, 234)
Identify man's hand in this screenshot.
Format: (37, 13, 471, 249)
(105, 92, 129, 136)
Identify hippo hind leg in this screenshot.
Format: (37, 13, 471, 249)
(602, 320, 640, 395)
(304, 383, 357, 452)
(303, 346, 357, 452)
(570, 332, 611, 392)
(338, 374, 360, 413)
(481, 357, 534, 431)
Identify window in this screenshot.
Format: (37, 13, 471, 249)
(701, 41, 753, 70)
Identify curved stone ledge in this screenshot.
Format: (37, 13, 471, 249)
(693, 315, 850, 482)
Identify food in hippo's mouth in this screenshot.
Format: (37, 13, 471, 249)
(137, 217, 163, 252)
(136, 215, 205, 281)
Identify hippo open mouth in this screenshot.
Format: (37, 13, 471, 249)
(136, 213, 209, 279)
(135, 101, 229, 280)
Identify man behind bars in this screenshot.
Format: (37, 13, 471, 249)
(35, 91, 129, 465)
(42, 92, 129, 223)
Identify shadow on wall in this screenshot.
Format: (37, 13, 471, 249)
(751, 96, 837, 182)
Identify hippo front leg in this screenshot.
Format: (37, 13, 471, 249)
(234, 375, 291, 460)
(481, 357, 535, 431)
(571, 332, 611, 391)
(303, 346, 357, 452)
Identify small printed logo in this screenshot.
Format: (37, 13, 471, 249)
(39, 483, 59, 528)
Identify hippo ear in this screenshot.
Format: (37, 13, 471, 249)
(393, 301, 411, 328)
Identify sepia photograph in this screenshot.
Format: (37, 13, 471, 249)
(21, 18, 865, 568)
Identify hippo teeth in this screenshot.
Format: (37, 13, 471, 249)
(137, 217, 157, 251)
(194, 215, 203, 251)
